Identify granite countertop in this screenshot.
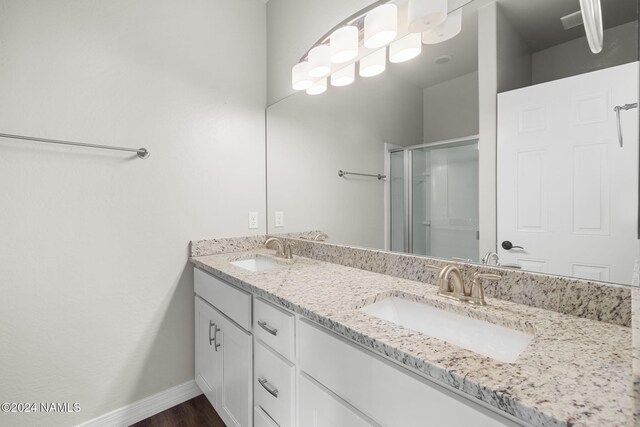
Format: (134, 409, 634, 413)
(190, 249, 633, 427)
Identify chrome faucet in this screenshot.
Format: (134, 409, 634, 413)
(265, 237, 293, 259)
(313, 232, 329, 241)
(430, 265, 501, 305)
(482, 251, 500, 266)
(437, 265, 466, 301)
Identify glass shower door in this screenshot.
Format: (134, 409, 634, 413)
(389, 150, 405, 252)
(410, 140, 479, 260)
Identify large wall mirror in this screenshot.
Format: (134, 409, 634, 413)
(266, 0, 640, 285)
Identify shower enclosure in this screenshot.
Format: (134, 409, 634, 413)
(388, 137, 479, 261)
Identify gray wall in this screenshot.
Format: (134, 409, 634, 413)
(267, 0, 372, 105)
(496, 3, 532, 92)
(423, 72, 479, 143)
(0, 0, 266, 425)
(532, 21, 638, 84)
(267, 75, 423, 249)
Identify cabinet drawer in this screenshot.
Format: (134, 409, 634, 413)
(299, 373, 372, 427)
(254, 406, 279, 427)
(254, 340, 295, 427)
(298, 320, 518, 427)
(194, 267, 251, 331)
(254, 298, 295, 360)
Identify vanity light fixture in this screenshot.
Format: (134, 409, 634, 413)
(389, 33, 422, 63)
(307, 78, 328, 95)
(579, 0, 603, 53)
(331, 63, 356, 87)
(292, 61, 314, 90)
(308, 45, 331, 78)
(422, 9, 463, 44)
(408, 0, 447, 33)
(359, 48, 387, 77)
(330, 26, 359, 63)
(364, 4, 398, 49)
(292, 1, 466, 95)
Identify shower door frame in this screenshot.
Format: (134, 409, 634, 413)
(385, 134, 480, 254)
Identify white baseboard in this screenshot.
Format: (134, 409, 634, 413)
(77, 380, 202, 427)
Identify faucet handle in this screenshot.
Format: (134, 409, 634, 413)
(284, 241, 294, 259)
(470, 273, 501, 306)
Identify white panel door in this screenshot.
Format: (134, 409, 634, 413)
(497, 62, 639, 283)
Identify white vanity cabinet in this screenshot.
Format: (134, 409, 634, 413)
(194, 268, 252, 427)
(194, 266, 524, 427)
(252, 297, 297, 427)
(298, 320, 521, 427)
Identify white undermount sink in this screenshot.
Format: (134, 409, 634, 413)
(360, 297, 533, 363)
(230, 255, 280, 272)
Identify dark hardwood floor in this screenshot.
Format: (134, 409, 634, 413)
(131, 394, 225, 427)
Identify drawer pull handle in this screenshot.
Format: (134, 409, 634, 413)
(210, 321, 221, 351)
(257, 320, 278, 336)
(209, 320, 217, 345)
(258, 377, 279, 398)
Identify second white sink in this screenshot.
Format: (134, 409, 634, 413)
(230, 255, 280, 272)
(360, 297, 533, 363)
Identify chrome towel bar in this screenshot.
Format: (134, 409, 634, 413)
(338, 170, 386, 180)
(613, 103, 638, 148)
(0, 132, 150, 159)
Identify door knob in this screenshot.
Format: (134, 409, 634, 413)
(501, 241, 524, 250)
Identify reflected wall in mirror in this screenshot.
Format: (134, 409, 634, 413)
(266, 0, 640, 285)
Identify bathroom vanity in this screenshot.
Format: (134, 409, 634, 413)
(190, 237, 633, 427)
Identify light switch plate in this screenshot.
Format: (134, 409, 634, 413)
(248, 212, 259, 229)
(275, 211, 284, 228)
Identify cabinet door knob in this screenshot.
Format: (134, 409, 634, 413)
(257, 320, 278, 336)
(258, 377, 279, 398)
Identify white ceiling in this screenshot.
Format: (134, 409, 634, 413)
(388, 0, 638, 89)
(388, 0, 482, 88)
(498, 0, 638, 51)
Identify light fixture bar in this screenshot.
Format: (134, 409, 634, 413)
(298, 0, 390, 62)
(298, 1, 467, 63)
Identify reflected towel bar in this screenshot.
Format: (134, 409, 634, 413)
(338, 170, 386, 180)
(0, 132, 150, 159)
(613, 103, 638, 148)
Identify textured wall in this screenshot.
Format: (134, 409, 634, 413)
(423, 72, 479, 143)
(532, 21, 638, 85)
(0, 0, 266, 425)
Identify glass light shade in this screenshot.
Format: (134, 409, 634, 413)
(364, 4, 398, 49)
(422, 9, 462, 44)
(330, 26, 359, 63)
(359, 48, 387, 77)
(308, 45, 331, 77)
(331, 63, 355, 87)
(579, 0, 603, 53)
(306, 78, 327, 95)
(389, 33, 422, 63)
(408, 0, 447, 33)
(292, 62, 313, 90)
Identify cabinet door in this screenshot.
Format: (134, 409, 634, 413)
(195, 297, 220, 405)
(216, 312, 253, 427)
(298, 373, 373, 427)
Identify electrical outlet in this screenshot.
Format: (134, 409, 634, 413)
(275, 211, 284, 228)
(248, 212, 259, 229)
